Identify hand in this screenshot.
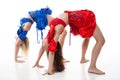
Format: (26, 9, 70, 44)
(15, 60, 25, 63)
(32, 64, 44, 68)
(42, 70, 55, 75)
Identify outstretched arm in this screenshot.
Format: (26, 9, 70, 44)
(33, 38, 48, 68)
(58, 29, 70, 63)
(58, 29, 67, 48)
(15, 38, 25, 63)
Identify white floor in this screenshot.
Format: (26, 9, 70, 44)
(1, 33, 120, 80)
(0, 0, 120, 80)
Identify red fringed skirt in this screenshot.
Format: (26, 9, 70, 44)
(65, 10, 96, 38)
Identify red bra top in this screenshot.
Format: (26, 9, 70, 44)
(49, 18, 66, 28)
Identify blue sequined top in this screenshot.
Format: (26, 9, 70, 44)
(28, 7, 52, 30)
(17, 18, 33, 41)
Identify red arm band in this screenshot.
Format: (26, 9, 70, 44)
(48, 39, 57, 52)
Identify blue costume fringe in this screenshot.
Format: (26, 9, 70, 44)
(28, 7, 52, 43)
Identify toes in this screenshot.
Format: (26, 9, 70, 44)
(80, 59, 89, 63)
(88, 69, 105, 75)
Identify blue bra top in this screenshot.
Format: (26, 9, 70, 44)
(17, 18, 33, 41)
(20, 17, 33, 25)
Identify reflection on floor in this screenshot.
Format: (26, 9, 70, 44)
(1, 41, 120, 80)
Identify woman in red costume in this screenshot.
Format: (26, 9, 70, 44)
(43, 9, 105, 75)
(33, 15, 69, 68)
(65, 10, 105, 75)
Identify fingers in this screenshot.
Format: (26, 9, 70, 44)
(15, 60, 25, 63)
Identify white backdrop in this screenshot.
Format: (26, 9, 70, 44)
(0, 0, 120, 80)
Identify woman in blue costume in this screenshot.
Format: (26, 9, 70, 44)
(15, 7, 52, 63)
(15, 7, 69, 63)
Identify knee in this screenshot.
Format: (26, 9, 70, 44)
(97, 37, 105, 46)
(41, 43, 46, 49)
(15, 42, 21, 48)
(102, 38, 105, 45)
(41, 39, 48, 49)
(63, 29, 67, 36)
(101, 37, 105, 45)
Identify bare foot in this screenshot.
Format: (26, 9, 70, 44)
(33, 64, 44, 68)
(80, 59, 89, 64)
(63, 59, 70, 63)
(17, 56, 23, 58)
(42, 70, 55, 75)
(15, 60, 25, 63)
(88, 68, 105, 75)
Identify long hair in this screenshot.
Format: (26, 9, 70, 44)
(47, 42, 65, 72)
(54, 42, 65, 72)
(20, 37, 29, 56)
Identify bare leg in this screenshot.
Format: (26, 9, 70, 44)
(33, 39, 48, 68)
(80, 38, 90, 63)
(15, 38, 25, 63)
(88, 25, 105, 75)
(58, 29, 70, 63)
